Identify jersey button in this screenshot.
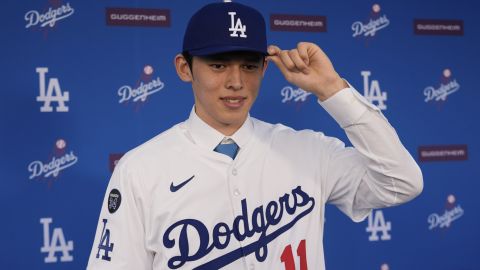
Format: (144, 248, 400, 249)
(232, 168, 238, 176)
(248, 263, 255, 270)
(233, 189, 240, 196)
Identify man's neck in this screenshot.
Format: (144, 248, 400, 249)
(194, 110, 245, 136)
(203, 119, 242, 137)
(217, 125, 241, 137)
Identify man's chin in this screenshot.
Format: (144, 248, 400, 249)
(220, 115, 248, 128)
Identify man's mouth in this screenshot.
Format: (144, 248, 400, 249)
(220, 97, 247, 108)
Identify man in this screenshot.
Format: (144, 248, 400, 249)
(88, 1, 423, 269)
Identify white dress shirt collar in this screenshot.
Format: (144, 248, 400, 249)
(185, 107, 254, 151)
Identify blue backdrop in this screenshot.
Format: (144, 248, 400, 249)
(1, 0, 479, 269)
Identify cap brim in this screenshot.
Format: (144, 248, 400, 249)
(188, 45, 268, 56)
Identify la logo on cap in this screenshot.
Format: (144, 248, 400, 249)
(228, 12, 247, 38)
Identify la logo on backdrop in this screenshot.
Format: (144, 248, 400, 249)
(117, 65, 165, 110)
(361, 70, 388, 110)
(24, 0, 75, 38)
(366, 210, 392, 241)
(36, 67, 70, 112)
(352, 4, 390, 45)
(40, 217, 74, 263)
(27, 138, 78, 186)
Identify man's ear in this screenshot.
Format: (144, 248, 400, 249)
(174, 54, 193, 82)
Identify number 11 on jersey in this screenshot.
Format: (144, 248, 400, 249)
(280, 239, 308, 270)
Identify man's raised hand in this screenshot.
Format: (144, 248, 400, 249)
(266, 42, 348, 101)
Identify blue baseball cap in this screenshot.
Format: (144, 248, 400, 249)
(183, 1, 267, 56)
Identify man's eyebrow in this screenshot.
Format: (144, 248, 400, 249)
(242, 55, 263, 63)
(202, 55, 231, 62)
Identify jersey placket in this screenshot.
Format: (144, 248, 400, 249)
(221, 150, 256, 269)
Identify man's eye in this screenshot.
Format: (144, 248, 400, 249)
(210, 64, 225, 69)
(243, 64, 259, 71)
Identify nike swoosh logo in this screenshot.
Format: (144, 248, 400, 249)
(170, 175, 195, 192)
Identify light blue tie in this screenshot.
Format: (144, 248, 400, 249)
(214, 138, 239, 160)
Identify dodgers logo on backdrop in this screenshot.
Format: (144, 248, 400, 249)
(40, 217, 74, 263)
(36, 67, 69, 112)
(361, 71, 387, 110)
(228, 12, 247, 38)
(25, 2, 74, 29)
(366, 210, 392, 241)
(117, 65, 165, 106)
(428, 194, 464, 230)
(162, 186, 315, 269)
(280, 86, 312, 104)
(352, 4, 390, 38)
(28, 139, 78, 182)
(424, 68, 460, 103)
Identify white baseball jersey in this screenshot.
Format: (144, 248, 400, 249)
(87, 86, 422, 270)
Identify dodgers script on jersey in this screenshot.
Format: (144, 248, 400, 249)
(87, 87, 422, 269)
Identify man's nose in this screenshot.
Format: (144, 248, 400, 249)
(225, 66, 243, 91)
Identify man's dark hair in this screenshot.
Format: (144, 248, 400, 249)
(182, 51, 193, 70)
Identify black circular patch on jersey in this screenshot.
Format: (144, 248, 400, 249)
(107, 189, 122, 214)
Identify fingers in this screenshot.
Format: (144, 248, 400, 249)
(279, 50, 297, 72)
(267, 45, 309, 75)
(267, 45, 281, 56)
(296, 42, 310, 66)
(288, 49, 309, 73)
(267, 45, 289, 77)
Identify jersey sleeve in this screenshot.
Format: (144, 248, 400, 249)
(87, 156, 153, 269)
(318, 85, 423, 222)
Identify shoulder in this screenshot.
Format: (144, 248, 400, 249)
(251, 117, 322, 141)
(115, 122, 186, 173)
(251, 117, 345, 153)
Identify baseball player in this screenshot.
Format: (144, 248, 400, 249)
(87, 1, 423, 269)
